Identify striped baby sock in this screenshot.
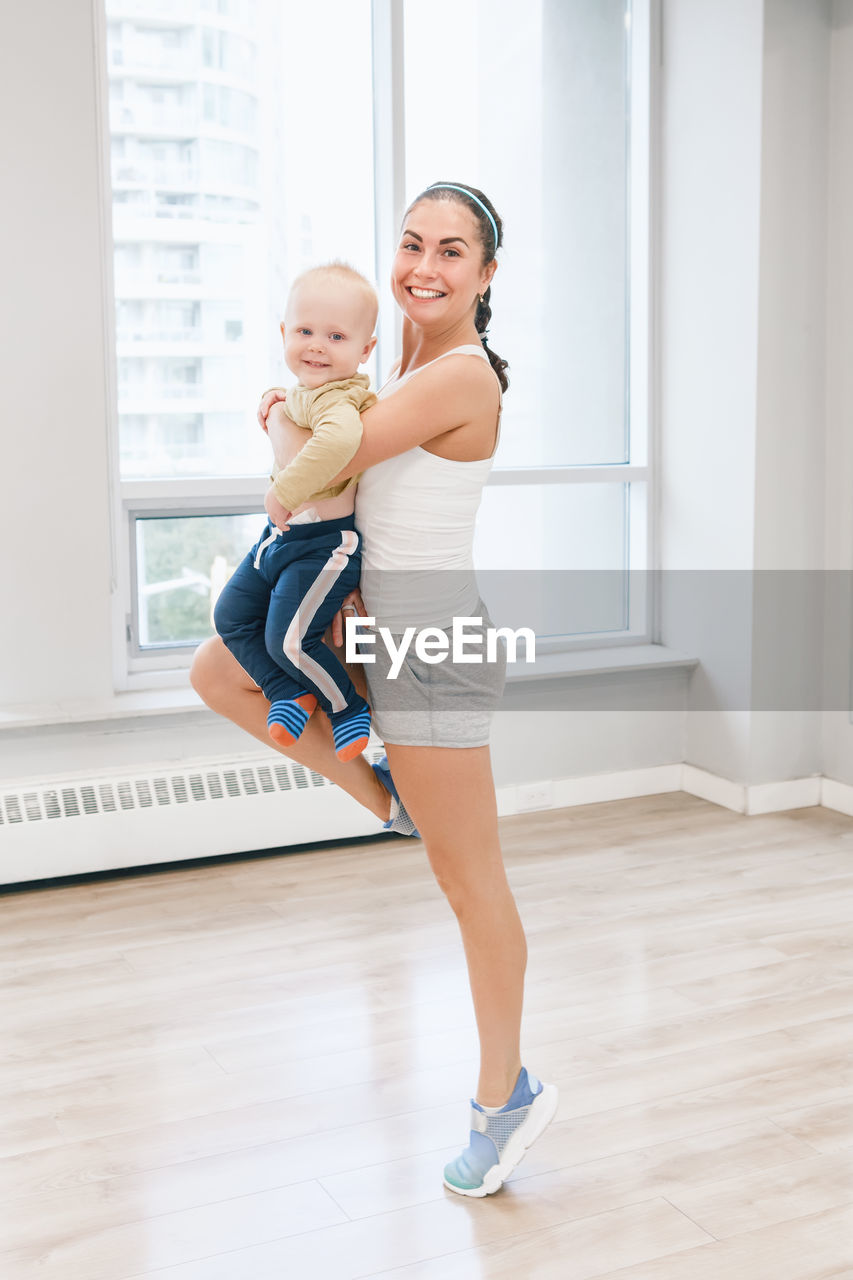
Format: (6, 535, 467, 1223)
(331, 695, 371, 762)
(267, 693, 317, 745)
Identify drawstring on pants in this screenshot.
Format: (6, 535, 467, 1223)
(254, 526, 281, 570)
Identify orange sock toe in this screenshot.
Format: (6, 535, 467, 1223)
(267, 693, 317, 744)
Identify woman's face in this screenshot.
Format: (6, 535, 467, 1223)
(391, 199, 497, 330)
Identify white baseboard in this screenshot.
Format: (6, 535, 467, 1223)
(496, 764, 682, 817)
(821, 776, 853, 818)
(499, 763, 845, 819)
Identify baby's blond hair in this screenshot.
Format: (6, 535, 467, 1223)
(288, 261, 378, 328)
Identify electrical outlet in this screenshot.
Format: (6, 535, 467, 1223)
(516, 781, 554, 812)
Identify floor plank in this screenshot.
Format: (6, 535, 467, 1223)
(1, 794, 852, 1278)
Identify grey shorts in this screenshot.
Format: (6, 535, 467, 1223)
(362, 602, 507, 748)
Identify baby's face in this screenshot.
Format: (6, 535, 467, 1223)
(282, 279, 376, 389)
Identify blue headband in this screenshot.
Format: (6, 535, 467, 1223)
(425, 184, 499, 250)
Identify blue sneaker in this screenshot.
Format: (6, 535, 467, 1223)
(443, 1067, 559, 1197)
(372, 755, 420, 838)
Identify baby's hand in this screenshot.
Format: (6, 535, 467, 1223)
(258, 387, 287, 431)
(264, 488, 291, 531)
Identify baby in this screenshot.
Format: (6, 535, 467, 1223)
(213, 262, 377, 761)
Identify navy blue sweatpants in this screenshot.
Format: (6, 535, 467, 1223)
(213, 513, 362, 717)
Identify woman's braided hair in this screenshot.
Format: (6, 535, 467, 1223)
(406, 182, 509, 393)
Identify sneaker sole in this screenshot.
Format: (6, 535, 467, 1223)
(442, 1082, 559, 1198)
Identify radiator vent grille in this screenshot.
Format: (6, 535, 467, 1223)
(0, 754, 369, 826)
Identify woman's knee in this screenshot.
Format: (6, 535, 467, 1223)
(427, 847, 507, 916)
(189, 635, 224, 701)
(211, 588, 230, 640)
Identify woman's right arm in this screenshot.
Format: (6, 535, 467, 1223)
(264, 398, 300, 470)
(330, 355, 499, 482)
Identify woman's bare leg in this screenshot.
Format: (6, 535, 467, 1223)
(190, 636, 391, 820)
(384, 742, 526, 1108)
(192, 640, 524, 1100)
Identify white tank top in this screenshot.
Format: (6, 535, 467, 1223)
(355, 344, 500, 631)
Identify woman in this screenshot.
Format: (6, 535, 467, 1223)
(190, 182, 558, 1196)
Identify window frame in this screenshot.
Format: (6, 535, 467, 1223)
(124, 482, 266, 672)
(98, 0, 659, 689)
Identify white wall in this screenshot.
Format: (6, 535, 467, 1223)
(822, 0, 853, 785)
(754, 0, 830, 576)
(658, 0, 842, 787)
(0, 0, 115, 706)
(748, 0, 830, 783)
(658, 0, 765, 779)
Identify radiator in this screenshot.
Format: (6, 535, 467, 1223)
(0, 747, 388, 887)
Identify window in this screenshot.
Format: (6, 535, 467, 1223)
(202, 29, 257, 79)
(102, 0, 653, 684)
(104, 0, 376, 679)
(403, 0, 651, 644)
(132, 513, 260, 651)
(203, 84, 258, 134)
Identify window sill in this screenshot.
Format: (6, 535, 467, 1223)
(0, 686, 208, 731)
(0, 645, 697, 732)
(505, 643, 698, 683)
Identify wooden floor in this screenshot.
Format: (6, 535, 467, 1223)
(2, 794, 853, 1279)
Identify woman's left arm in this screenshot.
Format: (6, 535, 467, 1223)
(327, 356, 498, 483)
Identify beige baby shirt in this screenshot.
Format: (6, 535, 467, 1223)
(270, 373, 377, 512)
